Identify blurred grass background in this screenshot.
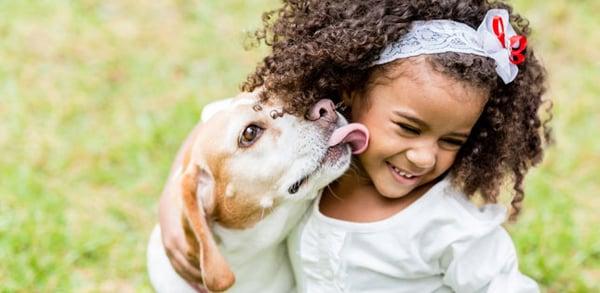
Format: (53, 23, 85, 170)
(0, 0, 597, 292)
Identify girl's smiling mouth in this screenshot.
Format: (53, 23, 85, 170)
(386, 161, 423, 185)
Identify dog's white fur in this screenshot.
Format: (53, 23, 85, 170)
(147, 92, 353, 292)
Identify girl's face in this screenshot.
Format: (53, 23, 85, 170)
(351, 57, 487, 199)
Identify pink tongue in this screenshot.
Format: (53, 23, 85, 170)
(328, 123, 370, 154)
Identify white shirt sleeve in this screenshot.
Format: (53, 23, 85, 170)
(441, 227, 539, 293)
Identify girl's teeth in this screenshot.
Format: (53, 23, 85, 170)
(392, 165, 414, 178)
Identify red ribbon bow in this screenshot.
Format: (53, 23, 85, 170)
(492, 16, 527, 65)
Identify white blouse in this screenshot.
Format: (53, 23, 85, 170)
(287, 178, 539, 293)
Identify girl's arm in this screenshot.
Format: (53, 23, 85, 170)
(441, 227, 539, 293)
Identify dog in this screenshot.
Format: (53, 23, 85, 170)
(146, 91, 369, 292)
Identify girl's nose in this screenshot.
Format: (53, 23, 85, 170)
(306, 99, 337, 123)
(406, 146, 436, 170)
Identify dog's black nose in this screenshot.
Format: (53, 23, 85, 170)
(306, 99, 337, 124)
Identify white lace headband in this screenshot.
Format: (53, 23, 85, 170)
(372, 9, 527, 84)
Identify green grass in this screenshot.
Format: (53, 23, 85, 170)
(0, 0, 598, 291)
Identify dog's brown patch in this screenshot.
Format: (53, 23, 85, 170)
(205, 151, 280, 229)
(182, 214, 201, 269)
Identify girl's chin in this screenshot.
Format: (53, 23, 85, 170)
(374, 183, 414, 199)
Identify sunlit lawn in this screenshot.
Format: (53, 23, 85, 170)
(1, 0, 598, 292)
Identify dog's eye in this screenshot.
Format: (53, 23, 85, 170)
(239, 124, 264, 147)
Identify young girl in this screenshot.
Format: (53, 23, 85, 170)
(160, 0, 551, 291)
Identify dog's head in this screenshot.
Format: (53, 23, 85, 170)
(179, 91, 368, 291)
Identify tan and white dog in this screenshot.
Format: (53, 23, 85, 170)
(146, 92, 368, 293)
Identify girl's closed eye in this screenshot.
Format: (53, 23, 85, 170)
(396, 122, 465, 149)
(440, 138, 465, 150)
(396, 122, 421, 135)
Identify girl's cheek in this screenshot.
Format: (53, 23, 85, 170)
(437, 154, 457, 172)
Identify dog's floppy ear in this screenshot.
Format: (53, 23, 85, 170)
(181, 163, 235, 292)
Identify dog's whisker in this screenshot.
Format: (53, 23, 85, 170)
(348, 161, 365, 181)
(326, 183, 344, 201)
(260, 204, 275, 221)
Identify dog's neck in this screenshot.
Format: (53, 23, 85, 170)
(212, 197, 315, 255)
(211, 193, 284, 230)
(182, 193, 312, 267)
(182, 187, 285, 247)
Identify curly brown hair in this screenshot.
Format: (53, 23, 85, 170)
(242, 0, 552, 219)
